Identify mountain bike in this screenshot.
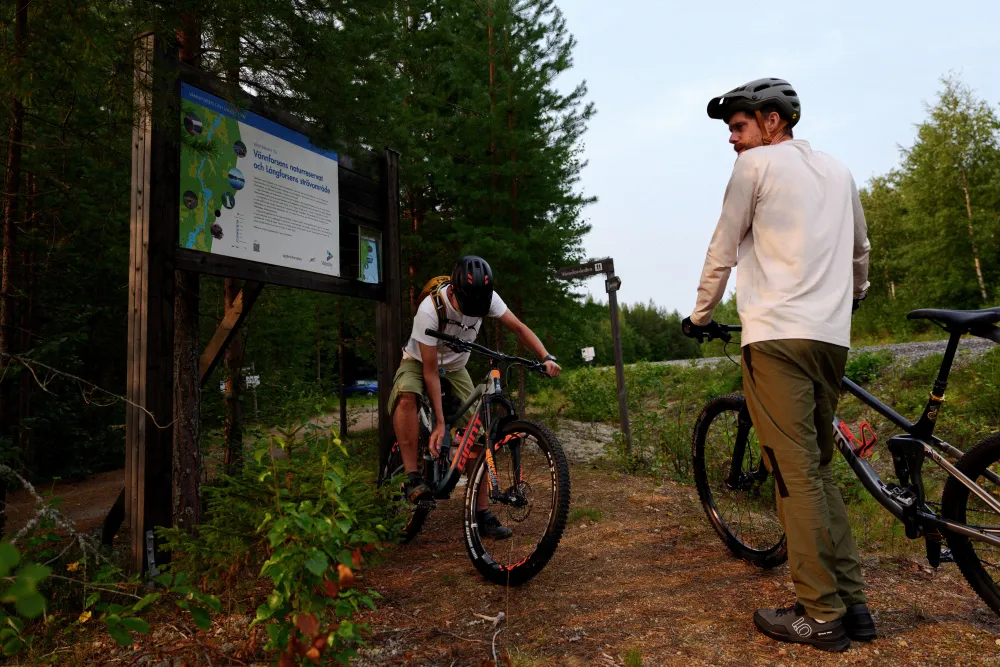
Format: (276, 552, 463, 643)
(691, 307, 1000, 616)
(380, 329, 571, 586)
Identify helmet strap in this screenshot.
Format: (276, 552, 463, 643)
(754, 109, 788, 146)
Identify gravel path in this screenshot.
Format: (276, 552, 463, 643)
(656, 335, 996, 369)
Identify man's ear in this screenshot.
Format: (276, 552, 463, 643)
(766, 111, 784, 133)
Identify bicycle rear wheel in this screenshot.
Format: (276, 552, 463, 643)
(463, 419, 570, 586)
(692, 394, 787, 568)
(941, 432, 1000, 616)
(382, 444, 431, 544)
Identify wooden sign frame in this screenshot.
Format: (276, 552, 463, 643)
(122, 33, 402, 574)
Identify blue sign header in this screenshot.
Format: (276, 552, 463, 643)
(181, 83, 338, 162)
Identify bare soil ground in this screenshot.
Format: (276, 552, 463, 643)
(7, 410, 1000, 665)
(354, 464, 1000, 666)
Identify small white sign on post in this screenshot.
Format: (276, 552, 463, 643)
(245, 375, 261, 388)
(581, 346, 596, 363)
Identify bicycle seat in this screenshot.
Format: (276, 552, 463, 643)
(906, 307, 1000, 331)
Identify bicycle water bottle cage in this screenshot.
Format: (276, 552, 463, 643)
(838, 421, 877, 458)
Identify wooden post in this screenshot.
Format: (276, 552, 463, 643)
(126, 32, 178, 574)
(376, 149, 402, 478)
(199, 282, 263, 385)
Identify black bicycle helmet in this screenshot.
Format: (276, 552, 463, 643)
(450, 256, 494, 317)
(707, 77, 801, 128)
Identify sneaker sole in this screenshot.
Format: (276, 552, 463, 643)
(753, 616, 851, 653)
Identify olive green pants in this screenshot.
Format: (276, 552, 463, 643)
(742, 340, 867, 621)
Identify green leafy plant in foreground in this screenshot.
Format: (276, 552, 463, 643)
(0, 541, 49, 656)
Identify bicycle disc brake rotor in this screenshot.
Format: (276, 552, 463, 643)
(504, 482, 532, 523)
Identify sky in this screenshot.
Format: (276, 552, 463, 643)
(555, 0, 1000, 315)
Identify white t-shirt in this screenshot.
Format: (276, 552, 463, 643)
(403, 284, 508, 371)
(690, 140, 871, 348)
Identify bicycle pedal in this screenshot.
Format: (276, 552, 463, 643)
(940, 548, 954, 564)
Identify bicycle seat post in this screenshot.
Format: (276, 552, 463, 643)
(913, 330, 962, 439)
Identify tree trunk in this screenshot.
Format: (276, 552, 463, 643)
(173, 270, 201, 530)
(315, 303, 322, 381)
(338, 298, 347, 439)
(487, 0, 499, 216)
(223, 279, 245, 473)
(222, 25, 244, 474)
(960, 167, 988, 302)
(174, 15, 202, 529)
(18, 173, 35, 472)
(0, 0, 28, 538)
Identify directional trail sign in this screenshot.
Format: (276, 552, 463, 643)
(555, 258, 613, 280)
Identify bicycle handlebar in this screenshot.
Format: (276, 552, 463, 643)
(424, 329, 550, 375)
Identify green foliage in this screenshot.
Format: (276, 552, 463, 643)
(0, 542, 49, 656)
(845, 351, 895, 384)
(160, 425, 405, 664)
(854, 75, 1000, 341)
(568, 508, 602, 523)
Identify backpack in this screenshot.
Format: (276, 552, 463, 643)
(417, 275, 452, 333)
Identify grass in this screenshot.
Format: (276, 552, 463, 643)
(624, 648, 643, 667)
(568, 507, 602, 523)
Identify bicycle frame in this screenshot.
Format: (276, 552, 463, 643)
(720, 325, 1000, 550)
(426, 358, 519, 503)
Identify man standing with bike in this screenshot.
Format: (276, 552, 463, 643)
(389, 255, 561, 539)
(681, 78, 875, 652)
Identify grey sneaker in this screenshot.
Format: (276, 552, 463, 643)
(843, 603, 877, 641)
(753, 604, 851, 652)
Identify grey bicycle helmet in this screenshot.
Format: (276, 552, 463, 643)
(707, 77, 801, 128)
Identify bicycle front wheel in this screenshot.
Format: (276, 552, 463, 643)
(692, 394, 787, 568)
(463, 419, 570, 586)
(941, 432, 1000, 616)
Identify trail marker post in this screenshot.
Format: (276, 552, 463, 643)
(555, 258, 630, 452)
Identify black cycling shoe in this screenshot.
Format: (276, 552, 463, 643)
(842, 603, 877, 641)
(476, 509, 513, 540)
(753, 604, 851, 652)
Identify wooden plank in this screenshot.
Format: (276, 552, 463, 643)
(339, 200, 381, 226)
(199, 281, 264, 386)
(376, 149, 402, 479)
(174, 248, 384, 300)
(125, 33, 177, 574)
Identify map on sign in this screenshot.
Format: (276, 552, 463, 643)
(179, 83, 340, 276)
(359, 231, 380, 284)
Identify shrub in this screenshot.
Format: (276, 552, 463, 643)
(845, 350, 895, 384)
(160, 424, 406, 665)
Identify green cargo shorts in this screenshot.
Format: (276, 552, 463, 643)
(387, 358, 476, 422)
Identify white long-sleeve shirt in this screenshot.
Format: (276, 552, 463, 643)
(690, 139, 870, 348)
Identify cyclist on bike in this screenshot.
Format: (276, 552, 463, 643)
(389, 255, 561, 538)
(681, 78, 875, 652)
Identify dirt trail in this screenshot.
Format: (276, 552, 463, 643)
(355, 465, 1000, 666)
